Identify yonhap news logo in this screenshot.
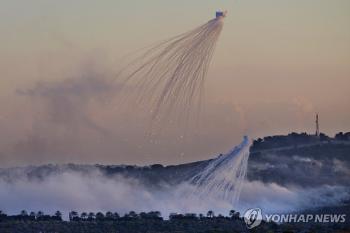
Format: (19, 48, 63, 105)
(243, 208, 263, 229)
(243, 208, 346, 229)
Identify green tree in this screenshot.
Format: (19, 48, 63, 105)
(105, 211, 114, 220)
(80, 212, 88, 220)
(29, 211, 36, 218)
(37, 211, 44, 218)
(88, 212, 95, 221)
(20, 210, 28, 216)
(207, 210, 214, 218)
(96, 212, 105, 221)
(69, 211, 79, 221)
(127, 211, 138, 219)
(229, 210, 235, 218)
(113, 212, 120, 219)
(54, 211, 62, 221)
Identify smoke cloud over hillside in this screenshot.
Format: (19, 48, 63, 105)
(1, 168, 348, 218)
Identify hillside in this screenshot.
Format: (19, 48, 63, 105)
(1, 132, 349, 189)
(1, 132, 350, 232)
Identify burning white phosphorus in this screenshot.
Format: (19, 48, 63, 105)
(117, 12, 226, 125)
(188, 136, 250, 207)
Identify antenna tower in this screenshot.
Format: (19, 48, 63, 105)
(315, 113, 320, 137)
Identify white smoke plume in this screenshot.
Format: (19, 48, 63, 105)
(0, 169, 348, 219)
(117, 16, 225, 127)
(188, 136, 250, 207)
(1, 137, 349, 219)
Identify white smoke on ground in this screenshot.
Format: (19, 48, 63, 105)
(188, 136, 250, 207)
(0, 170, 232, 219)
(1, 136, 349, 220)
(238, 181, 350, 214)
(0, 169, 348, 219)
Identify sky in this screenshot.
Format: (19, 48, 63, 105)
(0, 0, 349, 167)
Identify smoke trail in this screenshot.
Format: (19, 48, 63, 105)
(117, 15, 225, 126)
(187, 136, 250, 208)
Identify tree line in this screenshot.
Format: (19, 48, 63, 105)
(252, 132, 350, 151)
(0, 210, 62, 222)
(0, 209, 241, 222)
(1, 209, 347, 233)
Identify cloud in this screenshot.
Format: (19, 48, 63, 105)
(16, 69, 119, 134)
(6, 67, 130, 165)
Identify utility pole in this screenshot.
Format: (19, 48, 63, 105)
(315, 113, 320, 137)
